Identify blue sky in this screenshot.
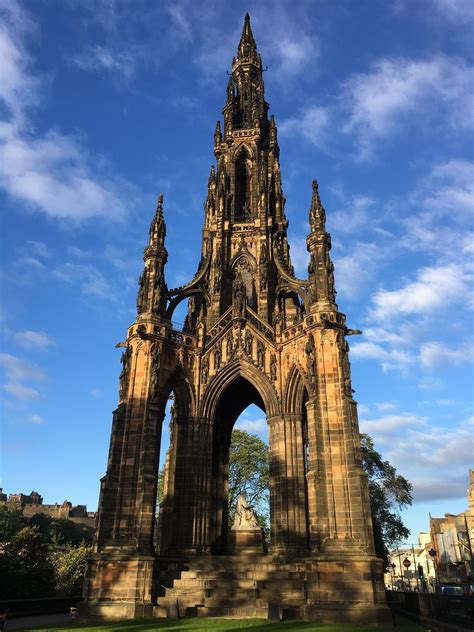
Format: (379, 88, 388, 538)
(0, 0, 473, 545)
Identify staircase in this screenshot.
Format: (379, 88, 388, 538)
(156, 555, 307, 618)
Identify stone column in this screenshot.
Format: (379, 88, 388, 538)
(169, 416, 214, 553)
(268, 414, 310, 553)
(304, 325, 376, 553)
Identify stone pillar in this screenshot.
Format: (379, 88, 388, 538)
(304, 325, 375, 553)
(268, 414, 310, 553)
(169, 416, 213, 553)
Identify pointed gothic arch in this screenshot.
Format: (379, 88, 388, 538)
(199, 357, 279, 420)
(283, 364, 310, 415)
(234, 146, 253, 221)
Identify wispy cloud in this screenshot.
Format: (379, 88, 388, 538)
(12, 330, 56, 351)
(0, 352, 46, 400)
(0, 1, 132, 222)
(280, 106, 330, 148)
(361, 410, 473, 502)
(342, 55, 474, 159)
(53, 263, 119, 301)
(351, 341, 414, 373)
(369, 263, 471, 321)
(31, 413, 44, 424)
(420, 341, 474, 369)
(71, 45, 137, 78)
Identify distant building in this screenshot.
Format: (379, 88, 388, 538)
(386, 470, 474, 591)
(1, 489, 96, 529)
(387, 533, 436, 592)
(430, 469, 474, 586)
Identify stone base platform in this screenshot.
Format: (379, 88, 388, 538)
(155, 551, 391, 625)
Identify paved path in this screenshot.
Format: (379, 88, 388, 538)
(4, 613, 71, 631)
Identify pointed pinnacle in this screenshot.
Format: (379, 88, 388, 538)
(310, 179, 326, 232)
(238, 12, 257, 58)
(156, 193, 164, 216)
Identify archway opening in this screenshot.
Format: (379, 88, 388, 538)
(211, 376, 269, 553)
(154, 392, 176, 553)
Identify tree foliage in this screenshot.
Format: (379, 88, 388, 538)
(0, 504, 25, 540)
(360, 433, 413, 564)
(0, 505, 94, 598)
(0, 525, 56, 598)
(228, 429, 269, 529)
(51, 543, 93, 595)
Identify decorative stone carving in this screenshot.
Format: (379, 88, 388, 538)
(214, 345, 221, 371)
(244, 330, 253, 356)
(226, 331, 234, 357)
(201, 356, 209, 384)
(270, 354, 277, 381)
(118, 347, 131, 401)
(257, 341, 265, 369)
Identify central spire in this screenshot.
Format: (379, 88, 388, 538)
(224, 13, 267, 133)
(236, 12, 258, 62)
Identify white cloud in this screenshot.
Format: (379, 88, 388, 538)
(71, 45, 137, 78)
(53, 263, 118, 301)
(351, 341, 414, 372)
(25, 240, 50, 259)
(333, 242, 387, 300)
(343, 55, 474, 158)
(370, 263, 471, 320)
(361, 409, 473, 503)
(360, 412, 426, 437)
(0, 128, 127, 221)
(375, 402, 397, 412)
(420, 341, 474, 369)
(330, 196, 376, 234)
(31, 413, 44, 424)
(167, 4, 194, 43)
(431, 0, 474, 23)
(0, 2, 131, 222)
(0, 353, 46, 383)
(12, 330, 55, 351)
(235, 417, 267, 436)
(280, 106, 330, 148)
(4, 382, 41, 399)
(422, 160, 474, 218)
(0, 353, 44, 399)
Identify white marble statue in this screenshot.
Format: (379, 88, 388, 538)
(233, 494, 259, 529)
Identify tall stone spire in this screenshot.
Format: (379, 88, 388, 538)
(224, 13, 267, 134)
(136, 193, 168, 316)
(306, 180, 336, 309)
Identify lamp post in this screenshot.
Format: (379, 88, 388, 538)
(429, 548, 439, 592)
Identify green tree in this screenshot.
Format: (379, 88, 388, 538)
(0, 504, 25, 540)
(51, 543, 93, 595)
(360, 433, 413, 564)
(0, 526, 55, 598)
(228, 429, 269, 529)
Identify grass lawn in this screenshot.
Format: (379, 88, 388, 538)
(25, 614, 424, 632)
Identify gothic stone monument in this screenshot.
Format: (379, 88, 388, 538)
(82, 14, 389, 624)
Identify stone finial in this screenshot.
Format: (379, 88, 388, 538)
(309, 179, 326, 233)
(237, 13, 257, 61)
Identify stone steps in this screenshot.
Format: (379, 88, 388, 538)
(156, 555, 311, 619)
